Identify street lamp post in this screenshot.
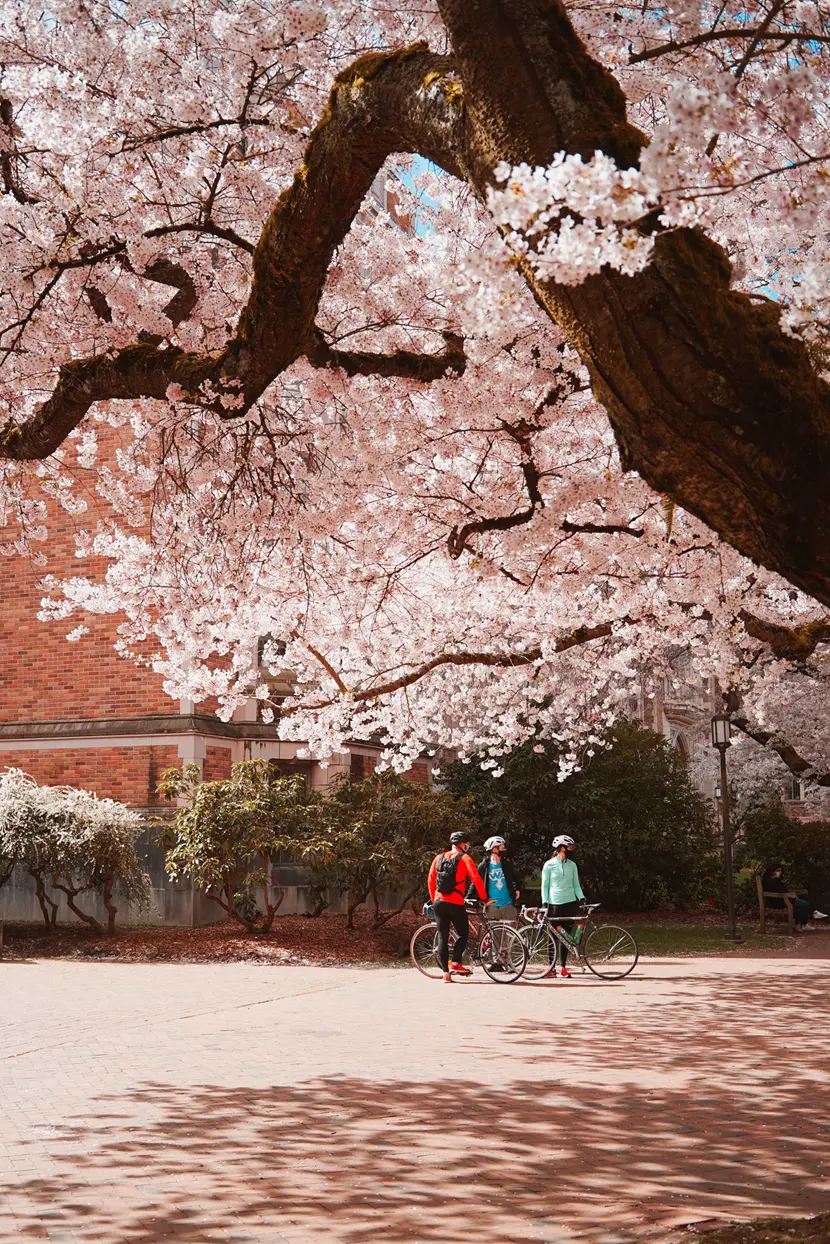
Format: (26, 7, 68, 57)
(711, 713, 741, 942)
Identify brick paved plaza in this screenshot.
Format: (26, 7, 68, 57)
(1, 956, 828, 1242)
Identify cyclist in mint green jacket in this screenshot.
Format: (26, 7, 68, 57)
(541, 835, 584, 978)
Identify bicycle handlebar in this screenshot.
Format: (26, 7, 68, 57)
(520, 902, 601, 920)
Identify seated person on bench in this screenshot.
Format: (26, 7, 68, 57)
(761, 863, 826, 932)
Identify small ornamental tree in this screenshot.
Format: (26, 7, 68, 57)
(0, 769, 65, 926)
(51, 787, 150, 932)
(157, 760, 319, 932)
(445, 722, 721, 911)
(290, 772, 476, 928)
(0, 769, 149, 930)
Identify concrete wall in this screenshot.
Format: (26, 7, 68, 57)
(0, 829, 409, 928)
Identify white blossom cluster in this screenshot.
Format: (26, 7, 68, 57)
(488, 154, 657, 283)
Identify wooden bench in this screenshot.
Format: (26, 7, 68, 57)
(756, 874, 799, 936)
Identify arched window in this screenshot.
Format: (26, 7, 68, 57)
(674, 733, 689, 762)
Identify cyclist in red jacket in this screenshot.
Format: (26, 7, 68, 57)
(428, 830, 489, 983)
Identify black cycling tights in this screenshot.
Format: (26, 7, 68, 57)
(433, 900, 470, 972)
(547, 900, 582, 966)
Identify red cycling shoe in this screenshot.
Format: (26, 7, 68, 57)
(450, 962, 472, 976)
(559, 967, 571, 979)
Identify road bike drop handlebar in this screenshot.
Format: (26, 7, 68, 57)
(520, 903, 601, 921)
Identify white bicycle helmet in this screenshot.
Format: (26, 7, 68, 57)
(483, 836, 506, 850)
(552, 834, 575, 849)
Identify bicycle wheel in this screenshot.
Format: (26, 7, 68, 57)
(409, 923, 444, 978)
(582, 924, 638, 979)
(519, 922, 558, 979)
(479, 922, 528, 983)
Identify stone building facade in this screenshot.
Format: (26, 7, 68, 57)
(634, 649, 719, 797)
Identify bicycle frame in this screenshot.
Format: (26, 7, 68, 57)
(415, 899, 528, 981)
(519, 904, 600, 964)
(423, 900, 504, 959)
(516, 903, 639, 980)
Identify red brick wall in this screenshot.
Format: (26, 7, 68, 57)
(350, 753, 377, 780)
(203, 746, 233, 783)
(0, 427, 185, 723)
(349, 755, 429, 785)
(0, 746, 181, 805)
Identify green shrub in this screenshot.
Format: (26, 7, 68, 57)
(291, 771, 476, 927)
(736, 798, 830, 910)
(0, 768, 149, 931)
(157, 759, 318, 932)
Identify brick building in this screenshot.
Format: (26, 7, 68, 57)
(0, 430, 426, 922)
(0, 483, 400, 812)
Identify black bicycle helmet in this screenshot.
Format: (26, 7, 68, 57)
(450, 831, 470, 844)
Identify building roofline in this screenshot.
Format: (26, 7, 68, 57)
(0, 714, 277, 742)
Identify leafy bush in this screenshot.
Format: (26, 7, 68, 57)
(290, 771, 476, 928)
(157, 759, 319, 931)
(0, 768, 149, 930)
(444, 721, 722, 911)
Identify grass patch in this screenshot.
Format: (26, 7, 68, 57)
(625, 922, 793, 957)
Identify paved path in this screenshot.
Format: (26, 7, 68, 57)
(1, 956, 829, 1243)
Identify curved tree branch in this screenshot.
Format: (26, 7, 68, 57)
(282, 619, 623, 714)
(732, 715, 830, 788)
(739, 613, 830, 663)
(307, 328, 466, 381)
(0, 46, 467, 461)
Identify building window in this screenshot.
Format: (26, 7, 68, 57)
(350, 753, 376, 781)
(257, 634, 286, 667)
(785, 776, 804, 802)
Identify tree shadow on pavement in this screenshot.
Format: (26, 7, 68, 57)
(3, 970, 830, 1244)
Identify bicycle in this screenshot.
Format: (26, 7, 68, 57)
(410, 899, 528, 983)
(517, 903, 638, 980)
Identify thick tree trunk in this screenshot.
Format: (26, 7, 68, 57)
(102, 876, 118, 934)
(259, 852, 284, 933)
(436, 0, 830, 605)
(51, 873, 104, 933)
(29, 869, 57, 929)
(305, 888, 330, 918)
(371, 884, 421, 929)
(346, 887, 370, 930)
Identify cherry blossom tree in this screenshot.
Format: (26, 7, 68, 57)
(1, 0, 830, 770)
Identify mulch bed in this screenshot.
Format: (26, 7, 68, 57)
(678, 1211, 830, 1241)
(0, 907, 820, 965)
(0, 910, 423, 965)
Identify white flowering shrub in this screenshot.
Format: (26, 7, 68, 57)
(0, 769, 149, 932)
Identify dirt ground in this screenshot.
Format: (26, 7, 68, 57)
(0, 909, 423, 964)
